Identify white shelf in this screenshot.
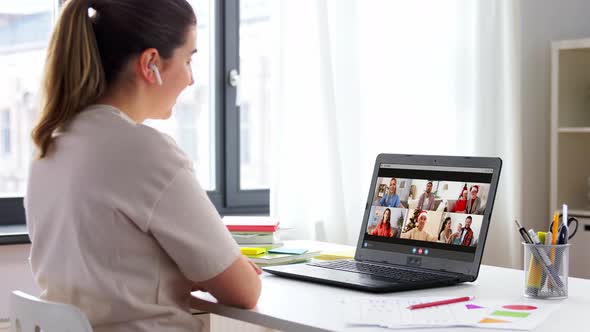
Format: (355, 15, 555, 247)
(570, 209, 590, 218)
(551, 38, 590, 279)
(553, 38, 590, 50)
(559, 127, 590, 133)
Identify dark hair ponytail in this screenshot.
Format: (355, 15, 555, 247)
(32, 0, 105, 158)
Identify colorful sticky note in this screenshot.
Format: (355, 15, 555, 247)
(479, 317, 510, 324)
(466, 304, 484, 309)
(502, 304, 538, 311)
(268, 248, 308, 255)
(491, 310, 531, 318)
(240, 247, 267, 256)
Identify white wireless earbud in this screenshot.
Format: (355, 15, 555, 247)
(150, 64, 163, 86)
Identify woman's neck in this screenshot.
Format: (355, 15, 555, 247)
(96, 85, 146, 123)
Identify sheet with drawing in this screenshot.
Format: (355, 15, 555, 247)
(341, 297, 560, 330)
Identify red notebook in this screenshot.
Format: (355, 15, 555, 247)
(222, 216, 280, 232)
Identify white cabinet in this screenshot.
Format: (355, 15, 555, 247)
(550, 38, 590, 278)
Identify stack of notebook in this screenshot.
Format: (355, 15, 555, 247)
(240, 246, 322, 266)
(223, 216, 282, 248)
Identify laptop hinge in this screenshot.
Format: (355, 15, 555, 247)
(359, 259, 469, 280)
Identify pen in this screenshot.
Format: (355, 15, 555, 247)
(563, 204, 568, 229)
(514, 220, 533, 243)
(407, 296, 474, 310)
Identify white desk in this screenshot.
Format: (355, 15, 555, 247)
(192, 262, 590, 331)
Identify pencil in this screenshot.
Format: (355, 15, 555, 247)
(407, 296, 474, 310)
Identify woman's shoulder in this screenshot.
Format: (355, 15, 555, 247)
(128, 126, 192, 171)
(72, 105, 192, 169)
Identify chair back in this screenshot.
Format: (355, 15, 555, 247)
(9, 290, 92, 332)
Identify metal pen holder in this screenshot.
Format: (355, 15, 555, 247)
(523, 243, 570, 299)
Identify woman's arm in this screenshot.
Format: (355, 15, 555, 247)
(371, 226, 378, 236)
(194, 255, 262, 309)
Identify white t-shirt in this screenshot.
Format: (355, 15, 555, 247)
(25, 104, 241, 332)
(400, 227, 437, 242)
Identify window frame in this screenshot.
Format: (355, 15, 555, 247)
(218, 0, 270, 214)
(0, 0, 269, 240)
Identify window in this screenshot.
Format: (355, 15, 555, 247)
(1, 110, 11, 157)
(0, 0, 270, 231)
(238, 0, 272, 190)
(223, 0, 271, 209)
(0, 2, 51, 195)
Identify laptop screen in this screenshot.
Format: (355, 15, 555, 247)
(360, 163, 494, 263)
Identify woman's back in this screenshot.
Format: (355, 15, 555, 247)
(26, 105, 240, 331)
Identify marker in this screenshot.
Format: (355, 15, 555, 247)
(537, 232, 547, 244)
(526, 229, 543, 296)
(528, 229, 541, 245)
(407, 296, 474, 310)
(545, 232, 552, 245)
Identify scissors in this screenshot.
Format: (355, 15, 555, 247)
(549, 215, 579, 242)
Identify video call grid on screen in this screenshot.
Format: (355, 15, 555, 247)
(361, 164, 493, 261)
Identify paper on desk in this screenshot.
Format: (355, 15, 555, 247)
(473, 300, 560, 331)
(341, 297, 560, 330)
(342, 297, 479, 329)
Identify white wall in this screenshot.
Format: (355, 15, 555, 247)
(438, 181, 466, 200)
(521, 0, 590, 232)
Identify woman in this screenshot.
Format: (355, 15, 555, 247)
(438, 217, 453, 243)
(25, 1, 260, 331)
(378, 178, 405, 208)
(371, 208, 395, 237)
(453, 189, 468, 213)
(400, 211, 437, 242)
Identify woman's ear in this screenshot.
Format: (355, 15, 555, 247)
(138, 48, 162, 85)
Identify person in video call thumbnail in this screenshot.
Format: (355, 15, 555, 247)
(438, 217, 453, 244)
(466, 185, 482, 214)
(459, 216, 474, 246)
(452, 189, 468, 213)
(378, 178, 405, 208)
(417, 181, 435, 210)
(401, 210, 437, 242)
(451, 222, 463, 245)
(371, 208, 397, 238)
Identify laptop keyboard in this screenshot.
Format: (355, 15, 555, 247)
(308, 260, 446, 282)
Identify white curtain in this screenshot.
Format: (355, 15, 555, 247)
(269, 0, 522, 268)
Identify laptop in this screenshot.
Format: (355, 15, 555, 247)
(263, 154, 502, 292)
